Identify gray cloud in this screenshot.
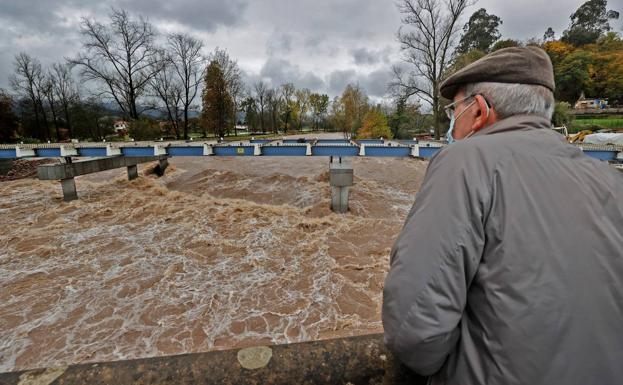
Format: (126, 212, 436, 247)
(327, 69, 357, 96)
(259, 58, 324, 91)
(266, 31, 293, 56)
(1, 0, 620, 100)
(118, 0, 247, 32)
(359, 68, 394, 98)
(351, 47, 394, 66)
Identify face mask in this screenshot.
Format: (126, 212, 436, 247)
(446, 115, 457, 144)
(446, 99, 476, 144)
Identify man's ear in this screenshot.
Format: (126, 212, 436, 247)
(471, 94, 491, 132)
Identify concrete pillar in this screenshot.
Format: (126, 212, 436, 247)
(61, 178, 78, 202)
(329, 157, 354, 213)
(156, 158, 168, 176)
(0, 159, 13, 176)
(127, 164, 138, 180)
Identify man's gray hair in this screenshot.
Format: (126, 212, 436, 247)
(463, 82, 555, 120)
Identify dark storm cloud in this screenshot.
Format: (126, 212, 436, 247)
(1, 0, 621, 97)
(118, 0, 247, 32)
(326, 68, 394, 98)
(351, 47, 393, 66)
(259, 57, 324, 90)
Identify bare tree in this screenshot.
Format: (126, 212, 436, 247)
(266, 88, 281, 134)
(210, 48, 244, 135)
(50, 63, 78, 138)
(253, 81, 267, 133)
(148, 51, 183, 139)
(280, 83, 295, 132)
(391, 0, 473, 139)
(42, 75, 61, 140)
(70, 8, 159, 120)
(10, 53, 50, 140)
(168, 33, 204, 140)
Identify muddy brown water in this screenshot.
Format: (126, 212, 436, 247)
(0, 156, 428, 372)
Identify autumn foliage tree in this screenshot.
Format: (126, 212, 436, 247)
(357, 109, 392, 139)
(201, 61, 234, 138)
(544, 33, 623, 103)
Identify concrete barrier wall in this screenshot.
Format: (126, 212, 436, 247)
(0, 334, 426, 385)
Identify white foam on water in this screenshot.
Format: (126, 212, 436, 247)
(0, 157, 428, 372)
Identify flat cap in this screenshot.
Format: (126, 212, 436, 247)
(440, 46, 555, 100)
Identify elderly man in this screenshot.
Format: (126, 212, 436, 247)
(383, 47, 623, 385)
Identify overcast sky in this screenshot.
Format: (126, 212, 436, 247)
(1, 0, 621, 101)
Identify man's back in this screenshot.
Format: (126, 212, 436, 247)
(383, 114, 623, 385)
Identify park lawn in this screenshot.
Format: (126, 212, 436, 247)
(569, 117, 623, 133)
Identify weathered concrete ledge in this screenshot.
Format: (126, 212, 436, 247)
(37, 155, 170, 180)
(0, 334, 425, 385)
(37, 155, 170, 201)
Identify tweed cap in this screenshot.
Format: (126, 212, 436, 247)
(440, 46, 555, 100)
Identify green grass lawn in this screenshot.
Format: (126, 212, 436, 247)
(569, 118, 623, 133)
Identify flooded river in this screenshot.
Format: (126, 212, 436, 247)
(0, 154, 428, 372)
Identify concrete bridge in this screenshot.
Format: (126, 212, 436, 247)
(3, 137, 621, 208)
(0, 138, 444, 159)
(1, 138, 621, 163)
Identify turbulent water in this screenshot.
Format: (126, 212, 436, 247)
(0, 155, 428, 372)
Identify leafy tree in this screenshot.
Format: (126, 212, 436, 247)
(448, 49, 487, 75)
(201, 61, 234, 138)
(543, 40, 576, 66)
(389, 97, 408, 139)
(280, 83, 295, 132)
(358, 109, 392, 139)
(562, 0, 620, 46)
(242, 96, 259, 132)
(128, 117, 161, 141)
(491, 39, 522, 51)
(309, 93, 329, 131)
(457, 8, 503, 54)
(589, 36, 623, 103)
(552, 102, 571, 127)
(0, 91, 19, 143)
(335, 84, 369, 137)
(555, 50, 594, 102)
(294, 88, 311, 130)
(210, 48, 244, 135)
(545, 33, 623, 103)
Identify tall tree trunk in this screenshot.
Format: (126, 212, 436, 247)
(39, 102, 51, 142)
(260, 107, 264, 134)
(432, 92, 440, 140)
(48, 99, 60, 141)
(183, 109, 189, 140)
(63, 103, 72, 138)
(32, 102, 42, 140)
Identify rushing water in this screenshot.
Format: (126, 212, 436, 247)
(0, 155, 428, 372)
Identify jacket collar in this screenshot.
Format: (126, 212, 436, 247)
(472, 114, 553, 137)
